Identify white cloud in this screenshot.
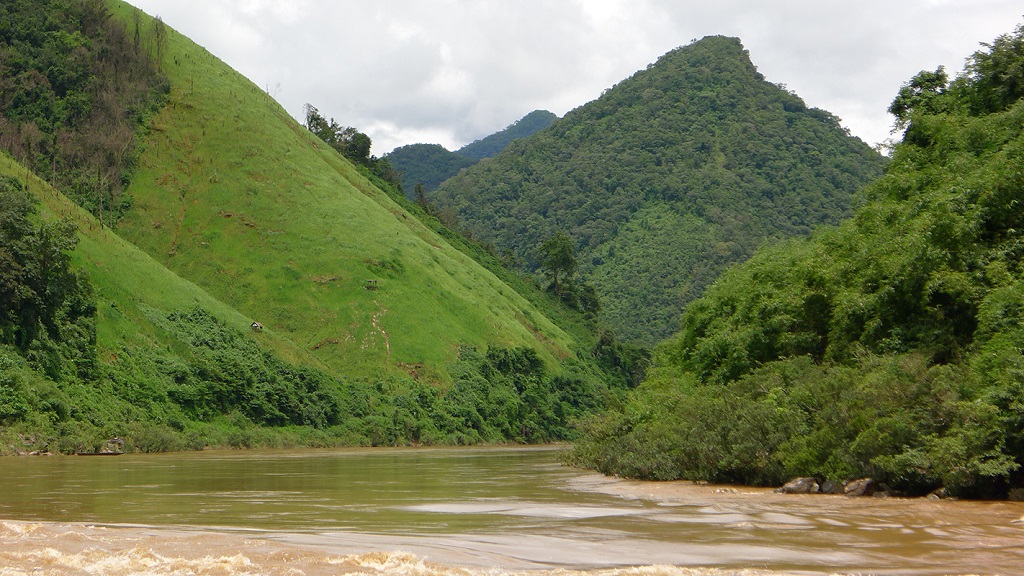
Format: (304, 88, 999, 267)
(128, 0, 1023, 154)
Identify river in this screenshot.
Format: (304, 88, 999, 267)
(1, 446, 1022, 575)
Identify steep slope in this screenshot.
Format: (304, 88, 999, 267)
(571, 24, 1024, 497)
(386, 110, 558, 197)
(430, 37, 887, 344)
(110, 1, 577, 379)
(1, 151, 344, 451)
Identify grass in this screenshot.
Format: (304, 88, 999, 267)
(0, 153, 320, 371)
(108, 0, 579, 382)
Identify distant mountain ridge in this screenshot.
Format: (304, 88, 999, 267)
(456, 110, 559, 160)
(385, 110, 557, 197)
(429, 36, 888, 344)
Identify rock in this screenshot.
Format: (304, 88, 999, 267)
(844, 478, 882, 497)
(872, 483, 896, 498)
(927, 487, 949, 500)
(1008, 488, 1024, 502)
(820, 480, 843, 494)
(777, 477, 820, 494)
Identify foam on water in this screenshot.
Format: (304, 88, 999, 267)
(0, 521, 805, 576)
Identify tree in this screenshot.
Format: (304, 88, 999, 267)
(0, 177, 96, 381)
(888, 67, 949, 130)
(961, 23, 1024, 114)
(538, 231, 577, 295)
(414, 183, 428, 209)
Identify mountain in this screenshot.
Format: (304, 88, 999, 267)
(456, 110, 559, 160)
(0, 0, 620, 453)
(385, 144, 477, 197)
(571, 24, 1024, 498)
(428, 37, 888, 345)
(385, 110, 557, 197)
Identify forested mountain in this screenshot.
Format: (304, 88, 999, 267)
(385, 144, 476, 197)
(0, 0, 623, 454)
(456, 110, 558, 160)
(429, 36, 887, 344)
(571, 24, 1024, 498)
(385, 110, 557, 197)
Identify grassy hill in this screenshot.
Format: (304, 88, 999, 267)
(0, 0, 622, 454)
(109, 1, 577, 379)
(429, 37, 888, 345)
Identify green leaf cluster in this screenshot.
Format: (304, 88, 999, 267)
(429, 36, 886, 344)
(573, 24, 1024, 498)
(303, 103, 402, 190)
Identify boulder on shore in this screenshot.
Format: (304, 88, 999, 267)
(844, 478, 895, 497)
(820, 480, 843, 494)
(777, 477, 820, 494)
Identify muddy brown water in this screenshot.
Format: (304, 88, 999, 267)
(1, 446, 1022, 575)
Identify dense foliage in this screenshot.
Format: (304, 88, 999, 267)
(429, 36, 887, 344)
(385, 143, 477, 198)
(571, 24, 1024, 498)
(2, 298, 617, 453)
(0, 0, 168, 224)
(385, 110, 558, 197)
(0, 177, 95, 385)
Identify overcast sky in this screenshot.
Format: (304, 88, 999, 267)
(127, 1, 1021, 155)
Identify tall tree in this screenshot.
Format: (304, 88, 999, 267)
(538, 232, 577, 295)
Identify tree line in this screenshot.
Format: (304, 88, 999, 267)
(302, 103, 402, 190)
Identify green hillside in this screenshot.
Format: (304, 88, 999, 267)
(109, 1, 577, 378)
(386, 143, 477, 197)
(386, 110, 558, 197)
(571, 24, 1024, 498)
(0, 152, 345, 452)
(1, 0, 625, 453)
(429, 37, 887, 345)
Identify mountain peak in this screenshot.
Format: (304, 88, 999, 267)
(430, 40, 886, 344)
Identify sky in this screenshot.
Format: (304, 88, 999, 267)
(127, 1, 1022, 156)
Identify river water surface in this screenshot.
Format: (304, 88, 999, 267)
(1, 446, 1022, 575)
